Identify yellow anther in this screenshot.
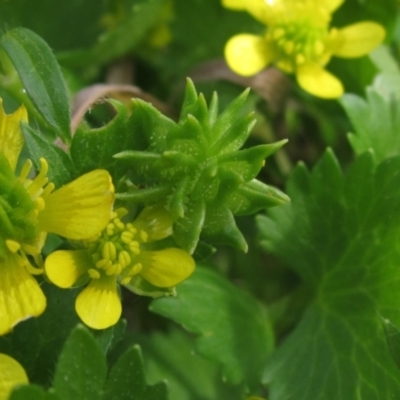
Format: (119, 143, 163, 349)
(296, 54, 305, 64)
(106, 223, 115, 236)
(121, 276, 132, 285)
(102, 241, 117, 260)
(121, 231, 134, 244)
(273, 28, 285, 39)
(140, 230, 148, 242)
(127, 224, 137, 235)
(119, 251, 131, 268)
(19, 159, 32, 182)
(114, 218, 125, 231)
(42, 182, 55, 198)
(284, 41, 294, 55)
(129, 263, 143, 275)
(105, 263, 121, 276)
(25, 262, 43, 275)
(114, 208, 128, 219)
(35, 197, 45, 212)
(314, 40, 324, 55)
(129, 241, 141, 255)
(88, 269, 101, 279)
(96, 258, 112, 269)
(6, 240, 20, 253)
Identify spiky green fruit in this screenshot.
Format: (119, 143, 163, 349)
(115, 79, 289, 253)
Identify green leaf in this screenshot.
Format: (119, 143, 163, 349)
(60, 0, 167, 67)
(257, 150, 400, 399)
(103, 345, 146, 400)
(22, 123, 74, 187)
(52, 325, 107, 400)
(383, 318, 400, 372)
(70, 100, 143, 181)
(341, 87, 400, 162)
(0, 284, 80, 386)
(91, 319, 127, 355)
(0, 27, 71, 141)
(10, 385, 60, 400)
(135, 327, 244, 400)
(150, 267, 274, 389)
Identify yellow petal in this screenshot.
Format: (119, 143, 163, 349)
(75, 275, 121, 330)
(222, 0, 246, 10)
(296, 62, 343, 99)
(0, 353, 28, 400)
(332, 22, 386, 58)
(0, 254, 46, 335)
(140, 248, 195, 288)
(223, 0, 268, 23)
(132, 206, 173, 242)
(225, 34, 275, 76)
(45, 250, 91, 288)
(38, 169, 114, 240)
(323, 0, 344, 11)
(0, 101, 27, 172)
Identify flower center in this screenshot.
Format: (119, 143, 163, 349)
(0, 155, 53, 258)
(86, 209, 149, 284)
(266, 3, 331, 71)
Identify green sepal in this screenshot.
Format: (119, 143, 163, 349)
(111, 80, 288, 252)
(173, 200, 206, 254)
(0, 153, 37, 255)
(202, 205, 248, 252)
(228, 179, 290, 215)
(115, 185, 172, 204)
(123, 275, 176, 298)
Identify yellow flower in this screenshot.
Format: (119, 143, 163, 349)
(45, 206, 195, 330)
(0, 353, 28, 400)
(223, 0, 385, 98)
(0, 100, 114, 335)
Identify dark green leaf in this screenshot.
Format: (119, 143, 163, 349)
(22, 123, 74, 187)
(52, 326, 107, 400)
(0, 27, 70, 141)
(257, 150, 400, 399)
(91, 319, 127, 356)
(0, 284, 80, 386)
(150, 267, 274, 389)
(103, 345, 146, 400)
(10, 385, 60, 400)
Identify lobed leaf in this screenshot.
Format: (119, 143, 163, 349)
(257, 150, 400, 399)
(150, 267, 274, 390)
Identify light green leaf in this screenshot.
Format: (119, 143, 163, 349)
(257, 150, 400, 399)
(0, 27, 71, 142)
(341, 87, 400, 163)
(150, 267, 274, 389)
(52, 325, 107, 400)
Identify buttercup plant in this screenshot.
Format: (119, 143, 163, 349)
(223, 0, 385, 98)
(0, 1, 399, 398)
(0, 101, 114, 335)
(45, 206, 195, 329)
